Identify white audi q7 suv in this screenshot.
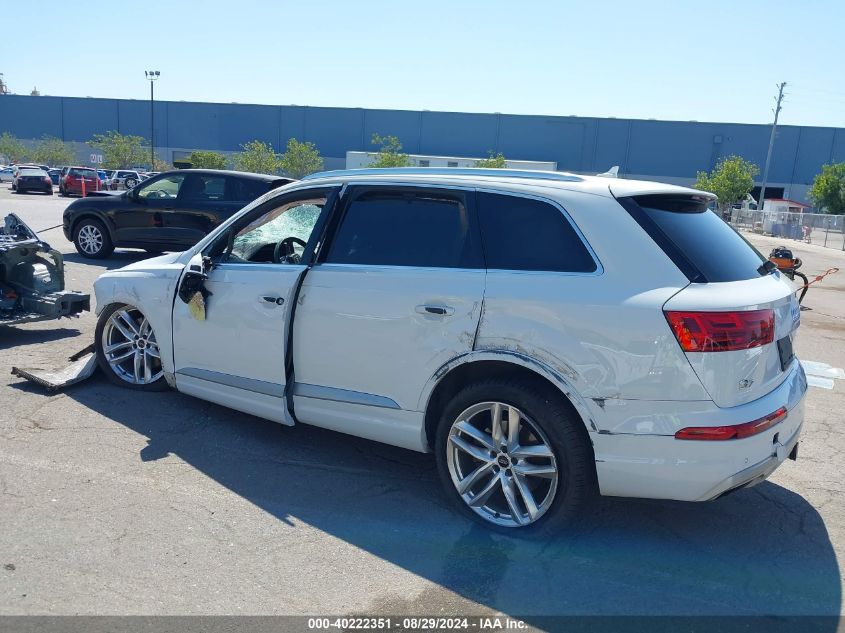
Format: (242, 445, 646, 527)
(92, 168, 807, 532)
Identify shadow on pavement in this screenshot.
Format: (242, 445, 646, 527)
(35, 376, 843, 624)
(0, 326, 81, 351)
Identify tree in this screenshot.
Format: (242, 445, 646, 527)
(90, 131, 148, 169)
(189, 150, 228, 170)
(152, 156, 173, 171)
(474, 151, 507, 168)
(368, 133, 411, 168)
(0, 132, 30, 163)
(694, 155, 759, 214)
(32, 135, 75, 166)
(277, 138, 323, 178)
(809, 162, 845, 215)
(233, 140, 278, 174)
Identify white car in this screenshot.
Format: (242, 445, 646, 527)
(105, 169, 141, 190)
(92, 168, 807, 532)
(0, 167, 14, 183)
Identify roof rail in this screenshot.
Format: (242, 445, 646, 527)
(301, 167, 584, 183)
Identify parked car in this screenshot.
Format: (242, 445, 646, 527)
(97, 170, 108, 188)
(0, 167, 14, 183)
(63, 169, 292, 258)
(90, 168, 807, 532)
(14, 168, 53, 194)
(48, 168, 62, 185)
(1, 214, 89, 326)
(59, 166, 100, 197)
(105, 170, 141, 190)
(10, 164, 50, 190)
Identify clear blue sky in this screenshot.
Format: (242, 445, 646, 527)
(4, 0, 844, 128)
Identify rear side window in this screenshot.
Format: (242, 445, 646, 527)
(476, 192, 597, 273)
(229, 177, 273, 202)
(620, 195, 765, 283)
(325, 188, 482, 268)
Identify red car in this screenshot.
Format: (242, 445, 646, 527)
(59, 167, 100, 197)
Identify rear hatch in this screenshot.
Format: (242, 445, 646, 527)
(617, 193, 800, 408)
(68, 169, 99, 188)
(19, 170, 47, 184)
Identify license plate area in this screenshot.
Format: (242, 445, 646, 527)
(777, 335, 794, 371)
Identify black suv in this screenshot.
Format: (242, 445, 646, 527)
(63, 169, 293, 258)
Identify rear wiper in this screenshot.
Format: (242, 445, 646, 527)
(758, 260, 778, 276)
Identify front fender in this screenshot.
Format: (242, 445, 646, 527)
(94, 264, 185, 373)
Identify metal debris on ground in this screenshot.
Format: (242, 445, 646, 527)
(11, 343, 98, 391)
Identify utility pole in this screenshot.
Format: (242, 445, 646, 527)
(145, 71, 160, 169)
(758, 81, 786, 210)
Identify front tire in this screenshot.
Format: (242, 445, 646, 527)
(435, 378, 594, 534)
(73, 218, 114, 258)
(95, 304, 169, 391)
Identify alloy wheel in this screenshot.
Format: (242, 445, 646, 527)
(446, 401, 559, 527)
(77, 224, 104, 255)
(101, 307, 163, 385)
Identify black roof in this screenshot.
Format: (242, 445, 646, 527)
(161, 168, 294, 183)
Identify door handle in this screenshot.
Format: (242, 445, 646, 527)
(261, 296, 285, 306)
(416, 304, 455, 316)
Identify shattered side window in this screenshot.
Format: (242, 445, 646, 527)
(228, 197, 325, 264)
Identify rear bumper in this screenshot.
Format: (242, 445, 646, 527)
(696, 419, 802, 500)
(592, 361, 808, 502)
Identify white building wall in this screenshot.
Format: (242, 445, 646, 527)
(346, 151, 556, 171)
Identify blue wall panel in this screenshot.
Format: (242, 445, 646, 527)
(167, 101, 220, 149)
(363, 109, 422, 154)
(217, 103, 279, 151)
(793, 126, 837, 184)
(419, 111, 498, 157)
(304, 107, 364, 157)
(498, 115, 587, 169)
(0, 95, 62, 139)
(593, 119, 630, 173)
(61, 97, 118, 141)
(627, 120, 718, 177)
(279, 106, 306, 150)
(0, 94, 842, 195)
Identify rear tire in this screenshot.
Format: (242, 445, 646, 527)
(95, 304, 169, 391)
(73, 218, 114, 259)
(434, 377, 595, 535)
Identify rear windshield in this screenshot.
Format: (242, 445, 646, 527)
(69, 168, 97, 177)
(20, 169, 45, 176)
(620, 195, 766, 283)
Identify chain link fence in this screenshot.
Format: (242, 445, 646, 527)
(728, 209, 845, 250)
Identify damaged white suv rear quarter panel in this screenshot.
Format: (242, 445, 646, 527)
(474, 184, 708, 407)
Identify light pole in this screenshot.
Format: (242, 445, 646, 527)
(145, 70, 160, 169)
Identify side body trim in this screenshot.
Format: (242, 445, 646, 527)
(292, 383, 401, 410)
(177, 367, 285, 398)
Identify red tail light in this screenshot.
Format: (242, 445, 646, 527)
(675, 407, 788, 440)
(665, 309, 774, 352)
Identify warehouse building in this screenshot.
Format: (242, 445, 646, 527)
(1, 94, 843, 204)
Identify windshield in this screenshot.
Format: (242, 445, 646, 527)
(69, 168, 97, 177)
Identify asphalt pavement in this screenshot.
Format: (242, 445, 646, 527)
(0, 185, 843, 623)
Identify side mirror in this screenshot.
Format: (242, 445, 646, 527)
(177, 270, 205, 303)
